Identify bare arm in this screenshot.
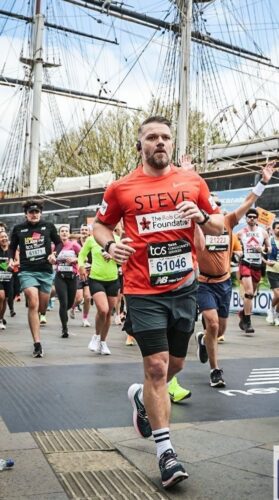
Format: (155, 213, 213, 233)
(234, 162, 275, 222)
(93, 219, 135, 264)
(263, 232, 271, 254)
(93, 219, 115, 249)
(197, 213, 224, 235)
(176, 200, 224, 235)
(194, 224, 205, 251)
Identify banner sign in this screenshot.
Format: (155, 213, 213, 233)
(256, 206, 275, 227)
(230, 288, 272, 314)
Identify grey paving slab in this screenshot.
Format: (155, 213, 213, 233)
(211, 446, 273, 477)
(260, 440, 279, 451)
(197, 416, 279, 442)
(0, 419, 37, 451)
(100, 426, 144, 443)
(179, 460, 273, 500)
(0, 449, 66, 498)
(116, 427, 261, 464)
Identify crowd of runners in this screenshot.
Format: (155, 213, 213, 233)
(0, 115, 279, 489)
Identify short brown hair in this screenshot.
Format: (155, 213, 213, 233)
(138, 115, 171, 136)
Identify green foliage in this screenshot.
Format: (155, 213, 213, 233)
(39, 108, 146, 190)
(38, 103, 224, 191)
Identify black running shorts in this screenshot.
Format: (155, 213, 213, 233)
(125, 281, 197, 358)
(89, 278, 120, 297)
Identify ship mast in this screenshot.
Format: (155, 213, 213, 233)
(176, 0, 213, 160)
(27, 0, 44, 195)
(176, 0, 192, 160)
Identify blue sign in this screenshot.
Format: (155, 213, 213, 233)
(215, 187, 252, 230)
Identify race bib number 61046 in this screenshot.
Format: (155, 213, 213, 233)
(148, 239, 193, 286)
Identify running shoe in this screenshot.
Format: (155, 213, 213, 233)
(275, 316, 279, 326)
(10, 310, 16, 317)
(81, 318, 91, 327)
(82, 318, 91, 327)
(210, 368, 226, 387)
(0, 320, 6, 330)
(266, 309, 275, 325)
(61, 328, 69, 338)
(244, 321, 255, 335)
(127, 383, 152, 438)
(125, 335, 136, 346)
(114, 314, 122, 325)
(33, 342, 44, 358)
(218, 335, 225, 343)
(39, 314, 47, 325)
(159, 448, 188, 489)
(238, 309, 246, 331)
(88, 334, 100, 351)
(195, 331, 208, 364)
(98, 341, 111, 355)
(168, 376, 191, 403)
(69, 309, 75, 319)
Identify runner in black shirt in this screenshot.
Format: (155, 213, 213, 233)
(9, 199, 60, 357)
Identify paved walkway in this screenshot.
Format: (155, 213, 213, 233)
(0, 301, 278, 499)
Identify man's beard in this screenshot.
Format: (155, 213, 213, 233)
(145, 152, 170, 169)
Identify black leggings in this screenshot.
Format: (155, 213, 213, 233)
(54, 274, 77, 329)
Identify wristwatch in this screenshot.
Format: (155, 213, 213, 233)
(197, 209, 210, 226)
(103, 240, 115, 253)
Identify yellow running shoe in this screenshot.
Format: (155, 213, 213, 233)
(168, 376, 191, 403)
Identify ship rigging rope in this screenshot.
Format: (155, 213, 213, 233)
(37, 1, 177, 188)
(57, 22, 169, 167)
(1, 0, 279, 193)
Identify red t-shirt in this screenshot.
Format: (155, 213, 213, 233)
(97, 164, 220, 294)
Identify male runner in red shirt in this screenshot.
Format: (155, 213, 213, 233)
(93, 116, 223, 489)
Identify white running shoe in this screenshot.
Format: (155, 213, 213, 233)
(0, 320, 6, 330)
(88, 334, 100, 351)
(275, 316, 279, 327)
(99, 341, 111, 355)
(266, 309, 275, 325)
(82, 319, 91, 327)
(114, 314, 122, 325)
(39, 314, 47, 325)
